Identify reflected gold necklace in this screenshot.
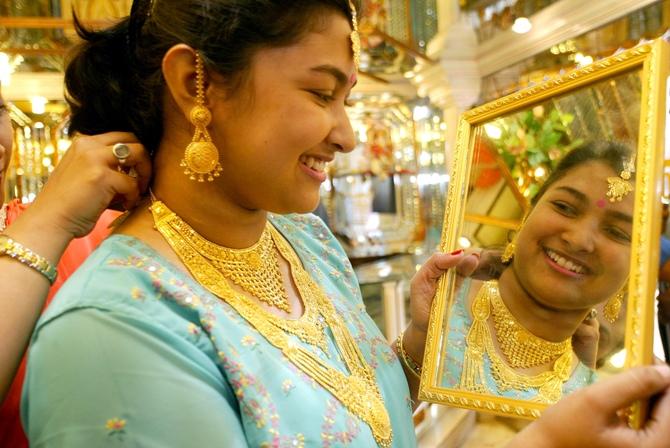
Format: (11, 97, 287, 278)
(490, 284, 572, 368)
(460, 280, 573, 403)
(150, 201, 393, 447)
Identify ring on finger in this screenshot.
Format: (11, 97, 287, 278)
(112, 143, 131, 165)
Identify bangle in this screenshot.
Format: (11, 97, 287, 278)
(395, 330, 422, 380)
(0, 234, 57, 284)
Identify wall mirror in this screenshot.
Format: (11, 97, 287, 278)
(419, 39, 669, 424)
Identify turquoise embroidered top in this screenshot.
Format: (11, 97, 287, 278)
(22, 214, 416, 447)
(441, 279, 596, 401)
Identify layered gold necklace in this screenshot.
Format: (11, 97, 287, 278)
(150, 201, 392, 447)
(165, 212, 291, 312)
(490, 285, 572, 368)
(460, 280, 573, 404)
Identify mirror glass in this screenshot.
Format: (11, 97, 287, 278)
(437, 69, 643, 403)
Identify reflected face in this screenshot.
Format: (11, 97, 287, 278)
(514, 161, 633, 311)
(0, 90, 12, 201)
(208, 12, 356, 214)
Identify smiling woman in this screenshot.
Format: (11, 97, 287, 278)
(441, 142, 634, 402)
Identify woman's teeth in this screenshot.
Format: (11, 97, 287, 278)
(300, 156, 327, 172)
(545, 248, 586, 274)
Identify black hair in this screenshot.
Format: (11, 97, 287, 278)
(531, 141, 635, 207)
(65, 0, 360, 155)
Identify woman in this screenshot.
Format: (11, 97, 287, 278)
(0, 85, 151, 447)
(21, 2, 670, 447)
(443, 142, 633, 403)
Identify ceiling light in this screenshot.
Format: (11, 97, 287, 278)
(512, 17, 532, 34)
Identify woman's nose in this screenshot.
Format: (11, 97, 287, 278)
(561, 221, 596, 253)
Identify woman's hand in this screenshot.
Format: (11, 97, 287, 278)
(509, 365, 670, 448)
(402, 251, 480, 365)
(23, 132, 151, 240)
(572, 313, 600, 369)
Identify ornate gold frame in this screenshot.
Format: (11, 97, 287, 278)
(419, 39, 669, 425)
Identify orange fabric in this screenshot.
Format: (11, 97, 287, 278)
(0, 201, 120, 448)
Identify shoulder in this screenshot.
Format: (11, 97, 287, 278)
(37, 235, 202, 338)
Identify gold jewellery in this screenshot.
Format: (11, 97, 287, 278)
(181, 52, 223, 182)
(490, 285, 572, 368)
(348, 0, 361, 70)
(150, 201, 392, 447)
(0, 234, 58, 284)
(460, 280, 573, 404)
(606, 157, 634, 202)
(603, 288, 625, 323)
(161, 214, 291, 312)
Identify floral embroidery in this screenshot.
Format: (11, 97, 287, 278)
(241, 335, 258, 348)
(108, 255, 164, 277)
(320, 398, 361, 447)
(281, 379, 295, 395)
(105, 417, 126, 433)
(187, 323, 200, 336)
(130, 287, 145, 301)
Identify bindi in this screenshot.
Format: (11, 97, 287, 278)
(596, 199, 607, 208)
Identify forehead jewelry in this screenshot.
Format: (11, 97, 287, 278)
(348, 0, 361, 70)
(606, 157, 634, 202)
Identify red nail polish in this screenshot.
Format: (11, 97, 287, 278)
(450, 249, 464, 255)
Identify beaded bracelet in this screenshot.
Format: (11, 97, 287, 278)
(0, 234, 57, 284)
(395, 331, 423, 380)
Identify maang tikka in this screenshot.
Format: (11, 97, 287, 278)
(180, 52, 223, 182)
(348, 0, 360, 70)
(606, 157, 634, 202)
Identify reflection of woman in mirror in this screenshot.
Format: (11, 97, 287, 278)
(443, 141, 634, 403)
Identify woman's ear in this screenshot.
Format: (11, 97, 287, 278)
(162, 44, 201, 117)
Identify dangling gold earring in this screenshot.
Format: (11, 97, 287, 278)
(502, 214, 528, 263)
(180, 52, 223, 182)
(501, 235, 516, 263)
(603, 289, 625, 323)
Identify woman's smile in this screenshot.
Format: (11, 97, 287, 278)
(543, 246, 591, 277)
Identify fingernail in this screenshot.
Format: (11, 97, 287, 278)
(653, 364, 670, 380)
(450, 249, 464, 256)
(469, 252, 481, 260)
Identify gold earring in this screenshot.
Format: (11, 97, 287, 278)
(180, 52, 223, 182)
(501, 238, 515, 263)
(502, 227, 521, 263)
(603, 289, 625, 323)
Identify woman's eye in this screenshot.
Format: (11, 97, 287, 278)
(551, 200, 577, 216)
(605, 226, 631, 243)
(311, 91, 335, 103)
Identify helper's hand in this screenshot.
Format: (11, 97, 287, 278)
(25, 132, 151, 239)
(509, 365, 670, 448)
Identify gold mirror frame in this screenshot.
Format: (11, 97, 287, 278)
(419, 39, 669, 425)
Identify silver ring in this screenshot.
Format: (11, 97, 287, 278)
(112, 143, 130, 164)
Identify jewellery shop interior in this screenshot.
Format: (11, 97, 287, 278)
(3, 0, 670, 446)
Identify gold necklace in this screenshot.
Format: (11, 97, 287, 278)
(150, 201, 393, 447)
(490, 283, 571, 368)
(460, 280, 573, 404)
(163, 208, 291, 312)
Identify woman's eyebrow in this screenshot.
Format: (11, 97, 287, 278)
(605, 209, 633, 224)
(309, 64, 348, 87)
(555, 186, 588, 204)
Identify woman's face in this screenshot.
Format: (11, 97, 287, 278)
(0, 90, 13, 201)
(513, 161, 633, 311)
(207, 12, 356, 214)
